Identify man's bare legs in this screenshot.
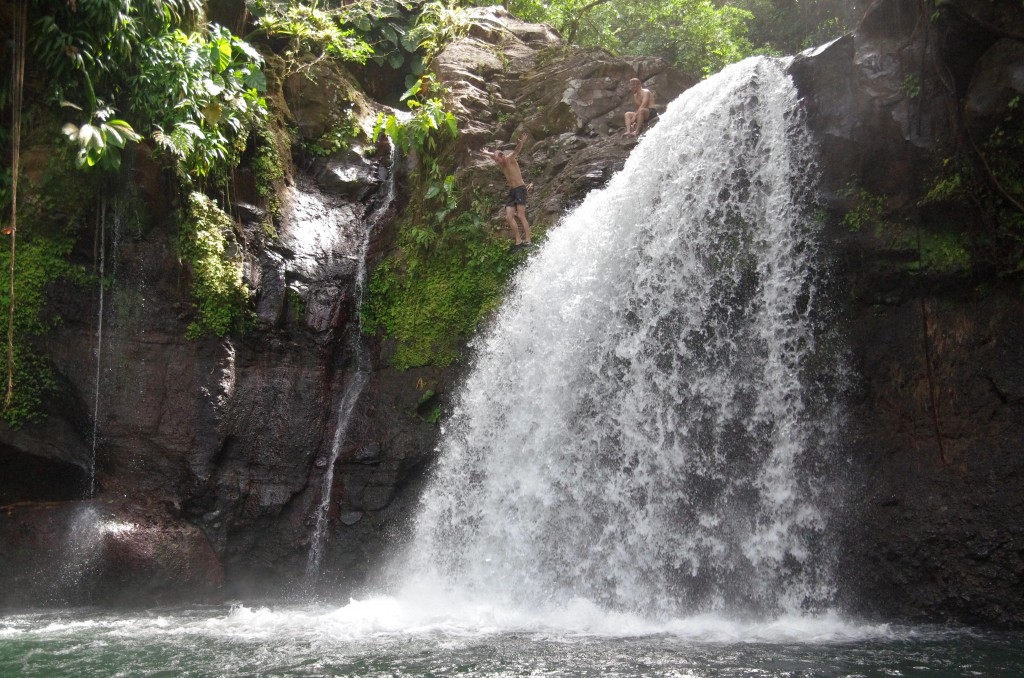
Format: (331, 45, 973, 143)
(504, 205, 523, 244)
(515, 203, 531, 244)
(505, 204, 531, 246)
(623, 111, 636, 136)
(623, 109, 650, 137)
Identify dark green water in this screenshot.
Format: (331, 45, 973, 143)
(2, 604, 1022, 677)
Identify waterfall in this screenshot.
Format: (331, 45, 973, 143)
(305, 148, 399, 584)
(397, 57, 845, 618)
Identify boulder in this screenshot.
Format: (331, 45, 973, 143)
(0, 500, 223, 608)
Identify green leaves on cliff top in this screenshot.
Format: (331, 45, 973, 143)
(34, 0, 266, 182)
(251, 1, 375, 65)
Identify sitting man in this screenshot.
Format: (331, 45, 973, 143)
(623, 77, 657, 137)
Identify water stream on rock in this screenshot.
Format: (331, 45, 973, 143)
(305, 148, 399, 585)
(88, 198, 108, 498)
(3, 57, 1022, 676)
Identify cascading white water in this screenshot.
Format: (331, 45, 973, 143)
(306, 149, 399, 583)
(396, 57, 845, 619)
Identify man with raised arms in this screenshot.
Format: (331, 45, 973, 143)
(481, 132, 532, 251)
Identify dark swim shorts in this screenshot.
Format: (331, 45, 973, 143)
(505, 185, 528, 207)
(646, 108, 658, 119)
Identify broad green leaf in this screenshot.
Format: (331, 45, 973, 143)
(400, 79, 422, 101)
(211, 38, 232, 73)
(103, 125, 125, 148)
(244, 69, 267, 91)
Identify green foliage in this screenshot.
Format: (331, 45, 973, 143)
(138, 25, 267, 181)
(901, 74, 921, 100)
(841, 186, 890, 234)
(373, 75, 458, 158)
(250, 0, 375, 66)
(251, 121, 288, 220)
(920, 96, 1024, 275)
(60, 108, 142, 171)
(349, 0, 426, 82)
(287, 287, 307, 320)
(734, 0, 858, 54)
(179, 193, 250, 338)
(0, 231, 86, 427)
(33, 0, 266, 181)
(407, 0, 471, 65)
(505, 0, 753, 78)
(35, 0, 268, 183)
(304, 105, 360, 157)
(910, 232, 970, 274)
(364, 230, 511, 369)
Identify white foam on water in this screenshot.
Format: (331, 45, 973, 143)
(0, 600, 904, 647)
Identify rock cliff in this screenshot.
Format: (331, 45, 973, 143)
(791, 0, 1024, 626)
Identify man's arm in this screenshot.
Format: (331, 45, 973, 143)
(510, 132, 527, 159)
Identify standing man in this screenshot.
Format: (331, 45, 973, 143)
(623, 77, 657, 137)
(483, 132, 532, 251)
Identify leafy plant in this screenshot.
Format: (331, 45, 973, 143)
(304, 106, 361, 157)
(251, 122, 288, 218)
(250, 0, 375, 70)
(373, 75, 458, 159)
(32, 1, 267, 183)
(348, 0, 425, 83)
(363, 179, 514, 369)
(842, 187, 887, 234)
(178, 193, 250, 338)
(138, 25, 267, 182)
(920, 95, 1024, 275)
(60, 107, 142, 171)
(407, 0, 470, 66)
(506, 0, 754, 78)
(0, 231, 86, 427)
(363, 228, 511, 369)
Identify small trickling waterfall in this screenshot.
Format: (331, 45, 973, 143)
(305, 149, 399, 584)
(89, 199, 107, 498)
(397, 57, 845, 618)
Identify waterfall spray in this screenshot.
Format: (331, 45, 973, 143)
(397, 57, 845, 618)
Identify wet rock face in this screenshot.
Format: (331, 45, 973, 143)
(791, 0, 1024, 627)
(0, 501, 223, 608)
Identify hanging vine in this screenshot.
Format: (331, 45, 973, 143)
(5, 0, 28, 410)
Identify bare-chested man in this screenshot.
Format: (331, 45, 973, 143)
(623, 77, 657, 137)
(482, 132, 532, 250)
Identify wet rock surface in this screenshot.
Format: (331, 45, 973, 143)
(792, 0, 1024, 626)
(0, 500, 223, 608)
